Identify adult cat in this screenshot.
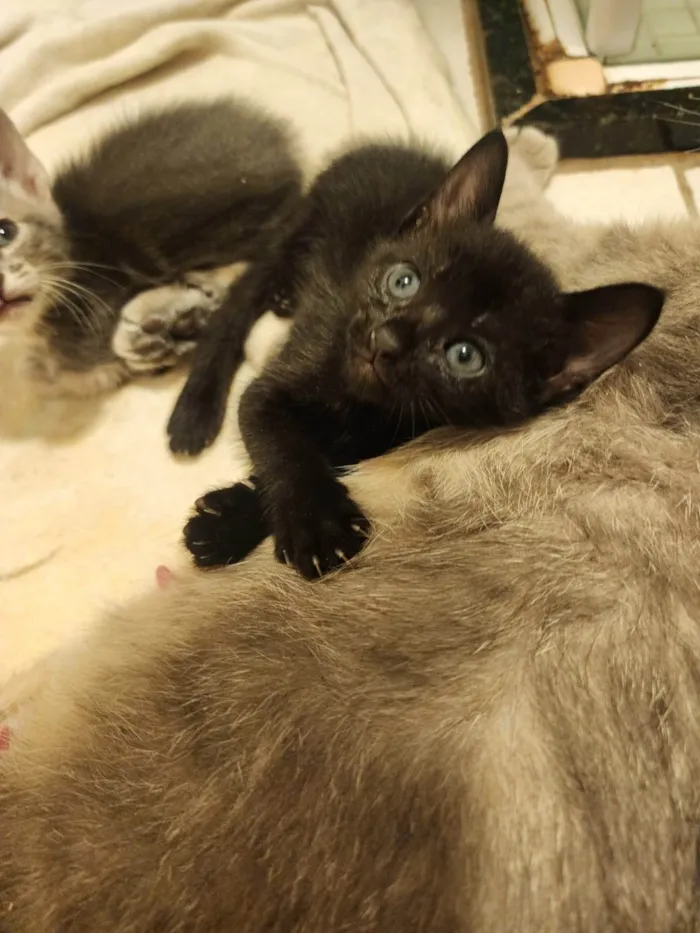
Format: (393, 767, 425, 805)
(1, 130, 699, 932)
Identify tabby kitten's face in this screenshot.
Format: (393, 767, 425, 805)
(344, 131, 663, 426)
(0, 110, 69, 333)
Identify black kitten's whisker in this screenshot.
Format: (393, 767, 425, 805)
(655, 115, 700, 130)
(426, 396, 450, 426)
(418, 398, 432, 431)
(656, 100, 700, 119)
(390, 403, 405, 447)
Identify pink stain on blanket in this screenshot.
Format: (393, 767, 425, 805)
(156, 565, 173, 589)
(0, 725, 10, 751)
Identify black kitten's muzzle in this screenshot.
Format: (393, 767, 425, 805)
(353, 319, 410, 380)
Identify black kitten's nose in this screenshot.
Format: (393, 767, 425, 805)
(371, 321, 407, 360)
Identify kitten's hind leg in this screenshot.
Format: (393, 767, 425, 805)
(112, 263, 245, 374)
(167, 265, 280, 457)
(168, 208, 315, 457)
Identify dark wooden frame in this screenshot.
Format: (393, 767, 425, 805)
(475, 0, 700, 158)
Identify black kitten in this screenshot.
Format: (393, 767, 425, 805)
(184, 130, 663, 578)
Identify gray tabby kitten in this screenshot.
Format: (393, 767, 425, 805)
(0, 101, 301, 396)
(2, 130, 700, 933)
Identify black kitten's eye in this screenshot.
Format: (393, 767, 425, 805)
(0, 219, 18, 247)
(445, 340, 486, 378)
(383, 262, 420, 300)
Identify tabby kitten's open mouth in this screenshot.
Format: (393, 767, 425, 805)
(0, 296, 32, 319)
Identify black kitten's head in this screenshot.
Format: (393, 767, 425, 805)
(344, 130, 663, 426)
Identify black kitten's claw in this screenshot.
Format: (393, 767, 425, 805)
(184, 481, 268, 568)
(272, 487, 371, 580)
(194, 496, 220, 515)
(167, 377, 228, 457)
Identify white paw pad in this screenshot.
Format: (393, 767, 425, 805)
(112, 283, 220, 373)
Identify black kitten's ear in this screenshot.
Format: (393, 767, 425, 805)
(540, 283, 664, 406)
(401, 130, 508, 232)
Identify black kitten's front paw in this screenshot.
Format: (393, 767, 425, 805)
(184, 480, 268, 568)
(167, 376, 228, 457)
(273, 482, 371, 580)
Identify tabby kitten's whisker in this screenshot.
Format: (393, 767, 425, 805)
(42, 261, 122, 288)
(42, 280, 103, 338)
(43, 276, 125, 345)
(46, 294, 99, 339)
(51, 277, 114, 318)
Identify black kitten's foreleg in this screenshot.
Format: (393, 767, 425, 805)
(184, 478, 269, 568)
(184, 385, 372, 577)
(236, 380, 370, 580)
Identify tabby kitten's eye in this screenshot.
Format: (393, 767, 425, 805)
(445, 340, 486, 377)
(383, 262, 420, 300)
(0, 219, 18, 247)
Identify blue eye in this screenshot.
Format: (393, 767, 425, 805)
(445, 340, 486, 378)
(384, 262, 420, 300)
(0, 219, 17, 247)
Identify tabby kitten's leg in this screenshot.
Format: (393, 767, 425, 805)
(22, 337, 129, 398)
(112, 263, 245, 375)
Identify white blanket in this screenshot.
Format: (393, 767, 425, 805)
(0, 0, 476, 688)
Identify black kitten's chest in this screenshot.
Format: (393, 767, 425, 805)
(304, 400, 428, 467)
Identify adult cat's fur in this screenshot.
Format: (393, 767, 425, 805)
(0, 101, 301, 396)
(2, 130, 700, 932)
(183, 130, 661, 578)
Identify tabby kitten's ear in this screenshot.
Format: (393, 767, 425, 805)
(540, 282, 664, 406)
(400, 129, 508, 232)
(0, 109, 54, 207)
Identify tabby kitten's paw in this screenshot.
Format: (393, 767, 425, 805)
(113, 282, 219, 373)
(273, 481, 371, 580)
(167, 374, 228, 456)
(184, 480, 268, 568)
(23, 348, 129, 397)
